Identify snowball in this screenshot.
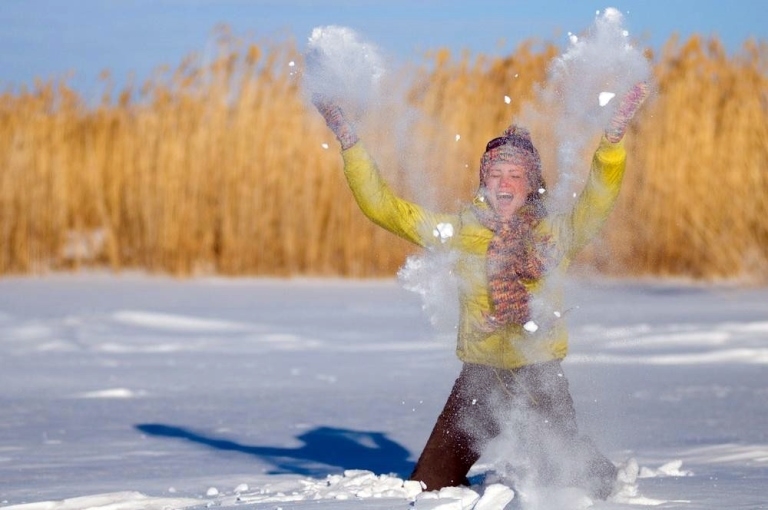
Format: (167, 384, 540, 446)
(402, 480, 425, 499)
(206, 487, 219, 496)
(523, 321, 539, 332)
(598, 91, 616, 106)
(432, 222, 454, 243)
(438, 486, 480, 507)
(474, 484, 515, 510)
(234, 483, 249, 493)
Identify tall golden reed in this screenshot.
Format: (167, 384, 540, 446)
(0, 31, 766, 280)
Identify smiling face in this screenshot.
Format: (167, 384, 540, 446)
(483, 160, 531, 220)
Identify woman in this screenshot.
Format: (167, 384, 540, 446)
(313, 82, 648, 499)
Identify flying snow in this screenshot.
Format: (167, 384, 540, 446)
(521, 7, 653, 213)
(398, 250, 460, 335)
(302, 25, 387, 119)
(432, 222, 455, 243)
(602, 7, 624, 23)
(523, 320, 539, 333)
(598, 91, 616, 106)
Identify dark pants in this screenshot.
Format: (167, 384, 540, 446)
(409, 360, 617, 499)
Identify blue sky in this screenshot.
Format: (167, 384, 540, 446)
(1, 0, 765, 96)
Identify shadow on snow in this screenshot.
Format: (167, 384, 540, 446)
(135, 423, 415, 478)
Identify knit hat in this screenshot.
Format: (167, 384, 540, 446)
(479, 125, 544, 197)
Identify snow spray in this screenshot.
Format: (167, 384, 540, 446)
(302, 25, 387, 121)
(301, 25, 434, 207)
(398, 249, 460, 337)
(470, 9, 653, 504)
(525, 6, 653, 342)
(523, 7, 653, 214)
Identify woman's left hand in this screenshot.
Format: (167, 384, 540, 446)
(605, 81, 651, 143)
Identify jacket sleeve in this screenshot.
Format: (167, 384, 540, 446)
(557, 136, 627, 258)
(341, 142, 456, 248)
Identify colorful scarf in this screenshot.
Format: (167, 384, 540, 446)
(473, 201, 555, 327)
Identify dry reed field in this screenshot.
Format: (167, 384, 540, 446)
(1, 32, 766, 281)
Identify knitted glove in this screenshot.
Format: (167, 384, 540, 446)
(605, 81, 650, 143)
(312, 95, 359, 150)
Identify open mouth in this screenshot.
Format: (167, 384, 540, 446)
(497, 192, 514, 202)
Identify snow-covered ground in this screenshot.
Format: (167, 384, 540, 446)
(1, 273, 767, 509)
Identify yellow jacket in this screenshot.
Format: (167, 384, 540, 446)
(341, 137, 626, 369)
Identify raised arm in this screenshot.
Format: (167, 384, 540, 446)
(558, 82, 650, 257)
(313, 97, 455, 248)
(563, 136, 627, 257)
